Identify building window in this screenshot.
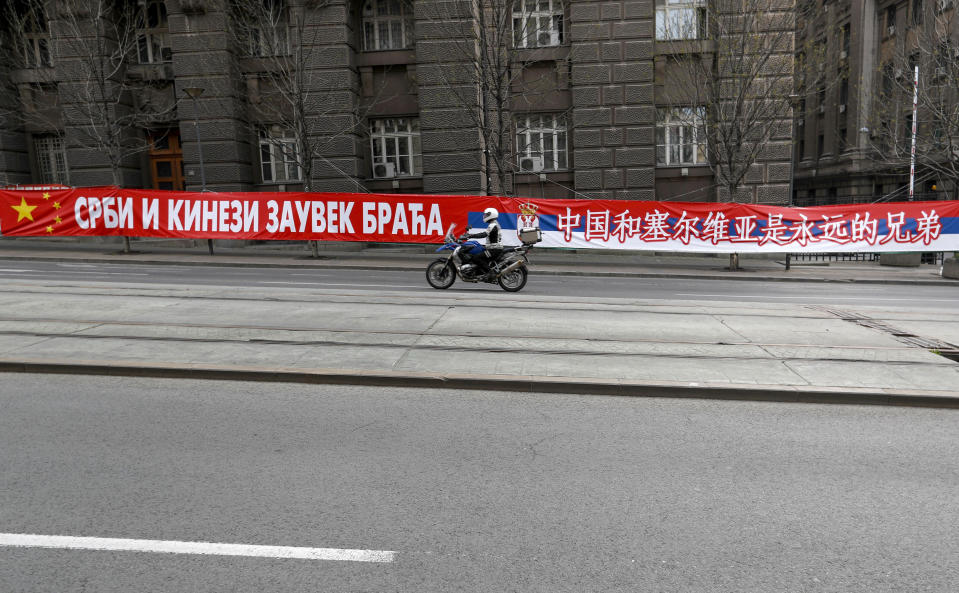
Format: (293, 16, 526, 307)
(656, 0, 707, 40)
(656, 107, 707, 166)
(370, 117, 420, 177)
(513, 0, 564, 48)
(20, 4, 52, 68)
(249, 0, 290, 56)
(362, 0, 411, 51)
(34, 135, 69, 185)
(912, 0, 924, 24)
(259, 126, 301, 183)
(840, 23, 851, 58)
(885, 5, 897, 35)
(136, 0, 171, 64)
(515, 113, 568, 171)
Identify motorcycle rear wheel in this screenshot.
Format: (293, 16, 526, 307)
(498, 266, 527, 292)
(426, 259, 456, 289)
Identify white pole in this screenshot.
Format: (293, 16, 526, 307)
(910, 65, 919, 200)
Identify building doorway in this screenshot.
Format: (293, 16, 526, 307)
(148, 129, 184, 190)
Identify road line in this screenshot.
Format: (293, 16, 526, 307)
(261, 281, 422, 288)
(676, 293, 958, 302)
(0, 533, 395, 563)
(0, 269, 35, 272)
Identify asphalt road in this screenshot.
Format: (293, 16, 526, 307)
(1, 258, 957, 307)
(1, 373, 957, 592)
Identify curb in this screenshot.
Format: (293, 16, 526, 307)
(2, 359, 957, 409)
(0, 252, 954, 286)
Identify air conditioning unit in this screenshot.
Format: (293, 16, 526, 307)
(818, 104, 826, 114)
(935, 66, 947, 78)
(894, 67, 905, 79)
(888, 25, 896, 36)
(839, 104, 847, 113)
(839, 50, 848, 60)
(519, 156, 545, 173)
(952, 47, 959, 59)
(373, 162, 396, 179)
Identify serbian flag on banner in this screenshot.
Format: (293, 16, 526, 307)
(2, 185, 959, 254)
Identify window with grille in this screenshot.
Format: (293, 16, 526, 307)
(513, 0, 564, 48)
(370, 118, 420, 176)
(515, 113, 568, 171)
(21, 6, 52, 68)
(362, 0, 411, 51)
(259, 127, 301, 183)
(656, 107, 707, 166)
(136, 0, 171, 64)
(656, 0, 706, 40)
(34, 135, 69, 185)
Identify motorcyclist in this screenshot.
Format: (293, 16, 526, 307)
(459, 207, 502, 274)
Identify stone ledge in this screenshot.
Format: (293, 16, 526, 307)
(943, 257, 959, 279)
(880, 252, 922, 267)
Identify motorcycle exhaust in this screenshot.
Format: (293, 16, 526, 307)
(496, 260, 524, 278)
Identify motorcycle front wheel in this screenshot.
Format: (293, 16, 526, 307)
(498, 266, 528, 292)
(426, 259, 456, 289)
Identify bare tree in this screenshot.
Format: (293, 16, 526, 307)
(230, 0, 402, 255)
(657, 0, 796, 203)
(864, 4, 959, 200)
(0, 0, 57, 186)
(419, 0, 568, 196)
(51, 0, 176, 250)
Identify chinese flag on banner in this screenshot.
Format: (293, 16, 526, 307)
(0, 188, 74, 237)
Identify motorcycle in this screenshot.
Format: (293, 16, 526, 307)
(425, 224, 542, 292)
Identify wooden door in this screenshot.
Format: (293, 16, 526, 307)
(148, 130, 184, 191)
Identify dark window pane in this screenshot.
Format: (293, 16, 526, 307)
(158, 181, 174, 190)
(156, 161, 173, 177)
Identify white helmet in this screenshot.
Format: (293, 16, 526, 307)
(483, 207, 499, 223)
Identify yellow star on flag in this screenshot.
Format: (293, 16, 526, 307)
(46, 226, 54, 233)
(42, 192, 51, 200)
(12, 197, 38, 222)
(55, 216, 63, 224)
(53, 201, 61, 210)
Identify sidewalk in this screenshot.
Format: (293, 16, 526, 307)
(0, 236, 954, 285)
(1, 237, 958, 407)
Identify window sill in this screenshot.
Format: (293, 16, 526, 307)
(514, 45, 569, 63)
(655, 39, 715, 55)
(127, 63, 174, 81)
(514, 170, 572, 182)
(356, 49, 416, 67)
(655, 165, 711, 178)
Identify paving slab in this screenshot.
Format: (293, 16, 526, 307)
(0, 282, 957, 406)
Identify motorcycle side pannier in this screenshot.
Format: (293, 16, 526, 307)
(519, 227, 542, 244)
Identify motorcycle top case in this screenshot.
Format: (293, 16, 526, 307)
(518, 227, 542, 244)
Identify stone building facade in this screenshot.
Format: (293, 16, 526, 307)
(0, 0, 793, 205)
(793, 0, 959, 205)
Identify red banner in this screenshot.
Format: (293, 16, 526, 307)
(2, 186, 958, 253)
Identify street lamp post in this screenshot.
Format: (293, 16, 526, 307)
(785, 93, 802, 272)
(184, 87, 213, 256)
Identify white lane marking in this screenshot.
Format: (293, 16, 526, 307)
(0, 533, 395, 563)
(23, 270, 150, 276)
(676, 293, 958, 302)
(261, 281, 422, 288)
(0, 269, 36, 272)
